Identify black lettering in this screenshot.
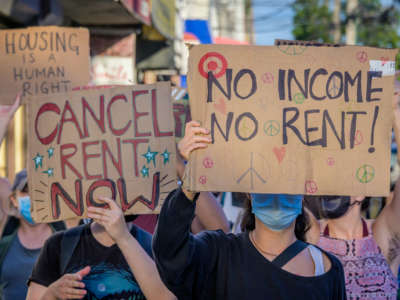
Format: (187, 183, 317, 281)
(305, 109, 323, 145)
(282, 107, 306, 145)
(233, 69, 257, 100)
(326, 71, 343, 99)
(322, 110, 345, 149)
(288, 69, 310, 101)
(344, 71, 362, 103)
(347, 111, 367, 148)
(211, 112, 233, 142)
(366, 71, 382, 102)
(235, 112, 258, 141)
(309, 68, 328, 101)
(207, 69, 232, 102)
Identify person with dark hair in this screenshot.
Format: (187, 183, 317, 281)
(26, 206, 176, 300)
(151, 121, 347, 300)
(304, 91, 400, 300)
(0, 169, 61, 300)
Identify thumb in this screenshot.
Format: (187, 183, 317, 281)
(76, 266, 91, 279)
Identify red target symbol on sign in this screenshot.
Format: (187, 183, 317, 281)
(198, 52, 228, 79)
(305, 180, 318, 194)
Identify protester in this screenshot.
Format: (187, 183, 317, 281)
(0, 169, 58, 300)
(304, 92, 400, 300)
(151, 121, 346, 300)
(27, 208, 176, 300)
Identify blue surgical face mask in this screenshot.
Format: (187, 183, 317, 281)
(18, 196, 35, 225)
(251, 193, 302, 231)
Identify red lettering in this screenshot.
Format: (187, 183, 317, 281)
(57, 101, 84, 144)
(107, 94, 131, 136)
(152, 89, 173, 137)
(51, 180, 83, 219)
(123, 138, 148, 177)
(60, 143, 83, 179)
(35, 103, 60, 145)
(132, 90, 151, 137)
(119, 172, 160, 212)
(101, 139, 123, 178)
(82, 95, 105, 138)
(86, 179, 116, 208)
(82, 141, 101, 180)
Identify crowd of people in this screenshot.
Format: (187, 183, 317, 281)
(0, 84, 399, 300)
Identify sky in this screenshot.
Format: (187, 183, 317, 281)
(253, 0, 396, 45)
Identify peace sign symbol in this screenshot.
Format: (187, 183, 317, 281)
(277, 44, 307, 56)
(328, 77, 340, 98)
(264, 120, 280, 136)
(356, 164, 375, 183)
(294, 93, 305, 104)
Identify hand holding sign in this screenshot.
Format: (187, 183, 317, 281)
(88, 197, 129, 243)
(178, 121, 211, 161)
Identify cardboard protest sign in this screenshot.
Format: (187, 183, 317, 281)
(172, 86, 191, 141)
(27, 82, 177, 222)
(185, 44, 397, 196)
(0, 26, 90, 105)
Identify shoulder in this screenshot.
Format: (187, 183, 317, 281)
(130, 224, 153, 256)
(317, 245, 344, 273)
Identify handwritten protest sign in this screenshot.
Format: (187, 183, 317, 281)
(172, 87, 191, 141)
(185, 44, 397, 196)
(27, 82, 176, 222)
(0, 26, 89, 105)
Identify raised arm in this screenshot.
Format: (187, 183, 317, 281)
(0, 94, 21, 144)
(374, 91, 400, 263)
(87, 199, 176, 300)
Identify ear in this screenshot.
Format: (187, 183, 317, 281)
(9, 194, 19, 209)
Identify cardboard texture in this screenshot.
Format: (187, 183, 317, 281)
(172, 87, 191, 141)
(185, 44, 397, 196)
(27, 82, 177, 222)
(0, 26, 90, 105)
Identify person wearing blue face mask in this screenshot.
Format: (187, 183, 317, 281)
(152, 121, 347, 300)
(0, 169, 63, 300)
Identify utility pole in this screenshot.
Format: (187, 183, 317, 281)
(333, 0, 341, 43)
(346, 0, 358, 44)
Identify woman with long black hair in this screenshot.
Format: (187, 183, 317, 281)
(151, 121, 347, 300)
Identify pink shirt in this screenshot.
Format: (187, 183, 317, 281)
(318, 219, 398, 299)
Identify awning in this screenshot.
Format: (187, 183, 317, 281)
(214, 36, 249, 45)
(59, 0, 150, 26)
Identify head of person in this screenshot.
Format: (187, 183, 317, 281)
(8, 169, 35, 225)
(241, 193, 310, 241)
(315, 195, 365, 219)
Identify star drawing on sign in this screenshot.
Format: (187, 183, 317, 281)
(42, 168, 54, 177)
(33, 153, 44, 170)
(142, 146, 158, 167)
(141, 165, 149, 178)
(161, 149, 171, 165)
(47, 147, 55, 158)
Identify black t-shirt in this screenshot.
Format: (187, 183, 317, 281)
(153, 189, 347, 300)
(29, 224, 152, 300)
